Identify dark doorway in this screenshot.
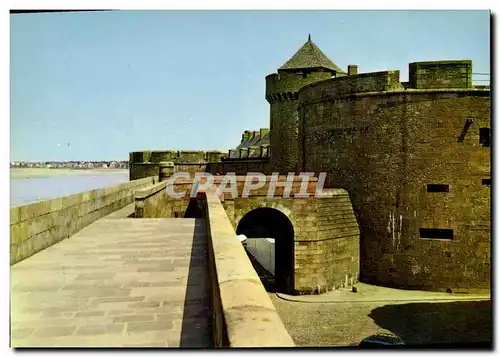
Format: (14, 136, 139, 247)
(184, 198, 203, 218)
(236, 208, 295, 294)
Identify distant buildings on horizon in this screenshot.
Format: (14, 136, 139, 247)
(10, 161, 129, 169)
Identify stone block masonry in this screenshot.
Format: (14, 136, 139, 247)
(224, 189, 360, 294)
(127, 35, 490, 295)
(409, 60, 472, 89)
(202, 190, 295, 347)
(10, 176, 156, 265)
(298, 66, 490, 292)
(133, 175, 360, 294)
(10, 217, 212, 347)
(134, 181, 169, 218)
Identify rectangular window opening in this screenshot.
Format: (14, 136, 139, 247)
(427, 184, 450, 193)
(479, 127, 491, 147)
(482, 178, 491, 186)
(420, 228, 454, 240)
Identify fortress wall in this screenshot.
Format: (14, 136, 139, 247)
(130, 150, 209, 164)
(409, 60, 472, 89)
(298, 70, 403, 104)
(130, 151, 151, 164)
(175, 163, 208, 174)
(10, 176, 155, 265)
(135, 180, 193, 218)
(206, 160, 271, 175)
(269, 100, 300, 173)
(265, 71, 332, 98)
(225, 189, 360, 294)
(399, 90, 490, 292)
(130, 159, 272, 181)
(267, 71, 403, 174)
(150, 150, 177, 163)
(293, 191, 360, 293)
(178, 150, 207, 163)
(202, 191, 294, 347)
(130, 162, 159, 180)
(132, 174, 359, 293)
(206, 151, 227, 162)
(266, 71, 333, 175)
(134, 181, 169, 218)
(129, 150, 229, 180)
(299, 83, 490, 292)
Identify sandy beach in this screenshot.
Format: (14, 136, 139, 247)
(10, 168, 129, 180)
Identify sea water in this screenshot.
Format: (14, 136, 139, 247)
(10, 170, 129, 206)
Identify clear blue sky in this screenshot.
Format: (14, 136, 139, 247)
(10, 10, 490, 161)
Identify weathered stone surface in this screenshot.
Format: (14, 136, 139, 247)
(10, 217, 211, 348)
(10, 177, 155, 265)
(204, 191, 295, 347)
(298, 73, 490, 292)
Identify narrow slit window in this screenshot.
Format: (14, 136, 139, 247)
(482, 178, 491, 186)
(420, 228, 454, 240)
(479, 128, 491, 147)
(427, 184, 449, 193)
(457, 119, 473, 142)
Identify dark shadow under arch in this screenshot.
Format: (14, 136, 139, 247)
(236, 208, 295, 294)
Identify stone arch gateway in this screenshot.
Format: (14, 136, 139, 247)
(236, 207, 295, 294)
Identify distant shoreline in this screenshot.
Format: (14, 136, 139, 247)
(10, 168, 129, 180)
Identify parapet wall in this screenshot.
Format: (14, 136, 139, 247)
(129, 150, 230, 180)
(202, 190, 295, 347)
(409, 60, 472, 89)
(298, 74, 491, 292)
(134, 181, 169, 218)
(135, 174, 360, 294)
(130, 163, 159, 180)
(298, 70, 404, 103)
(130, 150, 228, 165)
(265, 71, 333, 100)
(10, 176, 156, 265)
(134, 175, 319, 219)
(206, 159, 271, 176)
(130, 157, 272, 181)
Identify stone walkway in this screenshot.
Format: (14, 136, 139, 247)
(10, 216, 212, 347)
(276, 282, 491, 304)
(269, 293, 492, 347)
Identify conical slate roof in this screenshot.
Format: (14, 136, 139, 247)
(279, 35, 345, 74)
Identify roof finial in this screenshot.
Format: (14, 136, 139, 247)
(308, 33, 311, 42)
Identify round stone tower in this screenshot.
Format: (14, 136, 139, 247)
(265, 35, 346, 174)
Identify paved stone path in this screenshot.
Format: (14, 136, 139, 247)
(10, 216, 212, 347)
(269, 294, 492, 347)
(276, 282, 490, 303)
(246, 241, 491, 347)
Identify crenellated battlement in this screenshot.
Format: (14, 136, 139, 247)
(298, 70, 404, 102)
(265, 71, 333, 103)
(129, 150, 227, 165)
(296, 60, 477, 103)
(408, 60, 473, 89)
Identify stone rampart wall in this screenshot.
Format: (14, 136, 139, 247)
(10, 176, 156, 265)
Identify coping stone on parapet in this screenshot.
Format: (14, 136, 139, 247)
(159, 161, 175, 167)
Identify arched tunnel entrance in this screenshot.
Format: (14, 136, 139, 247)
(236, 208, 294, 294)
